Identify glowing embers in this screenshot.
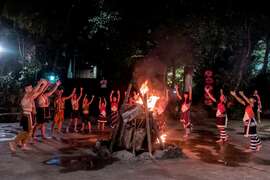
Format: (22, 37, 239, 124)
(136, 81, 160, 111)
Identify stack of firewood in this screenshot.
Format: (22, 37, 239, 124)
(110, 83, 164, 157)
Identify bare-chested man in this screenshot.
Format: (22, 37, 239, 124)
(32, 80, 61, 140)
(51, 88, 76, 137)
(66, 88, 83, 133)
(9, 79, 48, 153)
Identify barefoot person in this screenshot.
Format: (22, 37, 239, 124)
(230, 91, 262, 152)
(66, 88, 83, 133)
(253, 90, 262, 125)
(205, 88, 229, 143)
(175, 84, 192, 139)
(110, 90, 120, 128)
(98, 97, 107, 131)
(51, 88, 75, 137)
(9, 79, 48, 152)
(80, 94, 95, 133)
(33, 80, 61, 140)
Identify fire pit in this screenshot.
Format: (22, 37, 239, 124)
(110, 80, 169, 157)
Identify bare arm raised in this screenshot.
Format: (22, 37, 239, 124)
(205, 87, 216, 102)
(63, 88, 76, 100)
(32, 80, 49, 99)
(230, 91, 246, 106)
(117, 90, 121, 103)
(89, 95, 95, 105)
(239, 91, 251, 105)
(175, 85, 182, 100)
(77, 88, 83, 101)
(110, 90, 114, 102)
(45, 80, 61, 97)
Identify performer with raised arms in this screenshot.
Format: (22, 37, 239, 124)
(66, 88, 83, 133)
(80, 94, 95, 133)
(98, 97, 107, 131)
(230, 90, 262, 152)
(205, 88, 229, 143)
(110, 90, 120, 128)
(33, 80, 61, 140)
(51, 88, 76, 137)
(9, 79, 48, 152)
(175, 84, 192, 139)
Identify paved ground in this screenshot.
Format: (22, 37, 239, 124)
(0, 118, 270, 180)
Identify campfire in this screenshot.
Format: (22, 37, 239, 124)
(136, 81, 160, 111)
(110, 80, 167, 156)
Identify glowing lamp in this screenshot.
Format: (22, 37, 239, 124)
(0, 45, 4, 53)
(46, 73, 59, 83)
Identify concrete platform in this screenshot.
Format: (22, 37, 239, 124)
(0, 118, 270, 180)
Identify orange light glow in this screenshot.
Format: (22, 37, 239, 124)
(157, 133, 167, 144)
(136, 81, 160, 111)
(140, 80, 149, 95)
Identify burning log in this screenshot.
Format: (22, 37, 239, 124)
(110, 80, 165, 156)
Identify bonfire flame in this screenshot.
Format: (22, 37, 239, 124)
(140, 81, 149, 96)
(136, 80, 160, 111)
(157, 133, 167, 144)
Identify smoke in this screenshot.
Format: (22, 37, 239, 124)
(132, 26, 194, 115)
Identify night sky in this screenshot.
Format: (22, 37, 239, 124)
(1, 0, 270, 92)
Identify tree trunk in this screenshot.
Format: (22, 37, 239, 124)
(261, 34, 270, 74)
(236, 23, 251, 89)
(184, 66, 193, 92)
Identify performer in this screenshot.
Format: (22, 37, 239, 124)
(110, 90, 120, 128)
(66, 88, 83, 133)
(253, 90, 262, 125)
(9, 79, 48, 152)
(33, 80, 61, 140)
(80, 94, 95, 133)
(124, 91, 136, 106)
(230, 91, 262, 152)
(98, 97, 107, 131)
(51, 88, 75, 137)
(175, 84, 192, 139)
(205, 88, 228, 143)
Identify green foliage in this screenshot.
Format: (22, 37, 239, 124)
(87, 11, 121, 39)
(167, 67, 184, 87)
(251, 40, 270, 75)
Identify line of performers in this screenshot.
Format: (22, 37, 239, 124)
(9, 79, 123, 153)
(8, 78, 263, 153)
(175, 84, 262, 152)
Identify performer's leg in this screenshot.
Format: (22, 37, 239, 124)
(58, 121, 63, 134)
(51, 120, 55, 136)
(250, 136, 257, 151)
(257, 111, 261, 125)
(41, 123, 47, 139)
(220, 127, 228, 141)
(88, 122, 92, 133)
(101, 122, 105, 131)
(81, 122, 85, 132)
(74, 118, 78, 132)
(32, 125, 38, 138)
(58, 112, 64, 134)
(66, 118, 73, 133)
(255, 135, 262, 151)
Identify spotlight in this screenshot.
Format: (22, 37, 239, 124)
(49, 75, 56, 82)
(0, 45, 4, 53)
